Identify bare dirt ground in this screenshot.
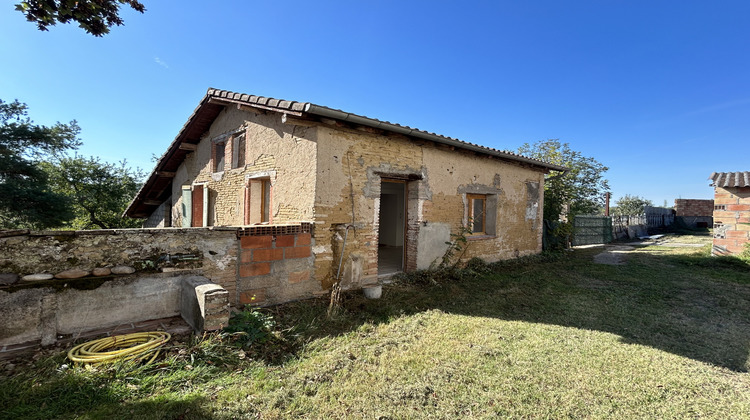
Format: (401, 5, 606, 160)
(588, 233, 712, 265)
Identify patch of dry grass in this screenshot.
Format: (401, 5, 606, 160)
(2, 235, 749, 419)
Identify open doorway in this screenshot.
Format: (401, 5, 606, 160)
(378, 180, 406, 275)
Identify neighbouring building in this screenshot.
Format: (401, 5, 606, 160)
(674, 199, 713, 229)
(710, 171, 750, 256)
(124, 88, 566, 302)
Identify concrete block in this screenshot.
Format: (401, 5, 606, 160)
(55, 275, 182, 335)
(180, 276, 229, 333)
(416, 222, 451, 269)
(0, 288, 45, 346)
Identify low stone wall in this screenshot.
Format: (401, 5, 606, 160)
(0, 273, 228, 348)
(0, 228, 239, 298)
(0, 225, 320, 348)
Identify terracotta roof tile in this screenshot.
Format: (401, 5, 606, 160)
(709, 171, 750, 188)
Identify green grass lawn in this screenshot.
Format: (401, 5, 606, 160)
(2, 235, 749, 419)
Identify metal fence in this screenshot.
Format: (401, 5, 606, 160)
(572, 215, 613, 246)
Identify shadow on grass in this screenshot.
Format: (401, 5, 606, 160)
(0, 360, 212, 420)
(276, 248, 750, 372)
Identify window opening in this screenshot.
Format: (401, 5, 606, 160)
(261, 178, 270, 222)
(214, 141, 226, 172)
(244, 177, 272, 224)
(468, 194, 486, 234)
(232, 133, 246, 169)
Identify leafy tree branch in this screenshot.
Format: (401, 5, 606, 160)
(15, 0, 146, 36)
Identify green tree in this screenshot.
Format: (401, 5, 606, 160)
(0, 99, 79, 229)
(611, 195, 653, 216)
(43, 156, 144, 229)
(518, 139, 610, 221)
(15, 0, 145, 36)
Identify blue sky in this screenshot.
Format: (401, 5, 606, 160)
(2, 1, 748, 206)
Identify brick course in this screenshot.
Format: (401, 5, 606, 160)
(712, 185, 750, 256)
(235, 232, 318, 306)
(674, 199, 714, 217)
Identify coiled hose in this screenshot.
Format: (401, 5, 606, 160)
(67, 331, 171, 365)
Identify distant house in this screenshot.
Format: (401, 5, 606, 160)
(125, 88, 565, 299)
(710, 171, 750, 256)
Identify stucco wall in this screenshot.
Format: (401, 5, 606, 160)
(169, 107, 317, 227)
(421, 146, 545, 261)
(311, 125, 547, 290)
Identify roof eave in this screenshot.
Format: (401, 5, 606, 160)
(305, 104, 568, 173)
(126, 89, 570, 219)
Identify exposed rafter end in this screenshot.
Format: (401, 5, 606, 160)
(207, 97, 231, 106)
(157, 171, 176, 178)
(178, 143, 197, 151)
(144, 200, 162, 206)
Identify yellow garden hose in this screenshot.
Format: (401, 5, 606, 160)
(67, 331, 171, 365)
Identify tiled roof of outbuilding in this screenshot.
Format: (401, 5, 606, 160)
(709, 171, 750, 188)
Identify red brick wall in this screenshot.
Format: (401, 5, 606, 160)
(712, 187, 750, 255)
(237, 232, 319, 306)
(674, 199, 714, 217)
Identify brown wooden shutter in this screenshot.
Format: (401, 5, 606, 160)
(191, 185, 204, 227)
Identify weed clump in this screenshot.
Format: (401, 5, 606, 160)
(223, 304, 276, 348)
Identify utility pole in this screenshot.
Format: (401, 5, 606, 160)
(605, 192, 611, 216)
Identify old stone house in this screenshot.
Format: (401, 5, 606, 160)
(710, 171, 750, 256)
(125, 88, 565, 303)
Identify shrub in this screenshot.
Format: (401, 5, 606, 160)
(739, 242, 750, 263)
(223, 304, 276, 348)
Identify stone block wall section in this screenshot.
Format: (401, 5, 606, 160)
(1, 224, 320, 309)
(0, 228, 239, 300)
(712, 187, 750, 255)
(674, 199, 714, 217)
(0, 225, 321, 349)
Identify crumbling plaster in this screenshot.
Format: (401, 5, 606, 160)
(311, 125, 547, 288)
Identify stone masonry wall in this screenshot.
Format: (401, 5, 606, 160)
(713, 186, 750, 255)
(169, 107, 316, 227)
(0, 226, 319, 348)
(310, 124, 547, 290)
(0, 228, 239, 299)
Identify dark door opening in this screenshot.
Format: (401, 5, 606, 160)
(378, 180, 406, 275)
